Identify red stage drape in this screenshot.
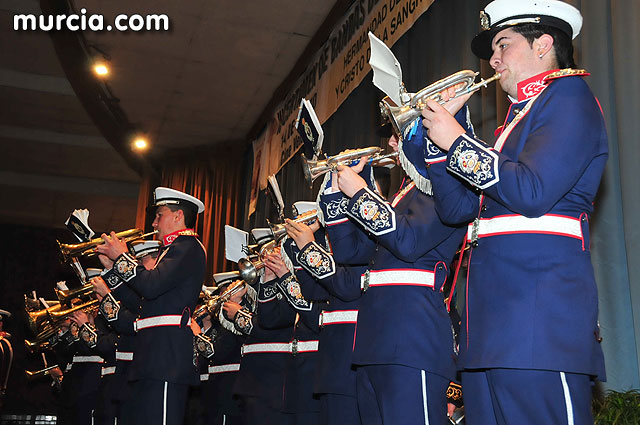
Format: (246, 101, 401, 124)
(136, 145, 245, 283)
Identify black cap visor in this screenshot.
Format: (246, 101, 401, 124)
(471, 15, 573, 60)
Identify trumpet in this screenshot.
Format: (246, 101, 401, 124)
(237, 240, 278, 285)
(27, 298, 99, 335)
(25, 365, 60, 380)
(47, 298, 99, 321)
(25, 321, 67, 353)
(380, 70, 501, 138)
(57, 229, 158, 263)
(301, 146, 399, 188)
(55, 284, 94, 307)
(193, 280, 247, 322)
(267, 209, 320, 242)
(26, 304, 64, 333)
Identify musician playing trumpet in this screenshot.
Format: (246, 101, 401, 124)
(420, 1, 607, 424)
(96, 187, 206, 425)
(326, 116, 468, 423)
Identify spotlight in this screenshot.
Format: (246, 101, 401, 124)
(93, 61, 109, 77)
(133, 137, 149, 151)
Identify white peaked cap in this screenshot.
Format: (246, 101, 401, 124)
(150, 187, 205, 214)
(472, 0, 582, 60)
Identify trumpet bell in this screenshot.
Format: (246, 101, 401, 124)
(300, 154, 319, 189)
(380, 99, 418, 139)
(300, 146, 393, 189)
(267, 220, 288, 242)
(238, 258, 261, 286)
(27, 304, 62, 333)
(380, 70, 501, 140)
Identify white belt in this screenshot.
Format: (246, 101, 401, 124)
(101, 366, 116, 376)
(361, 269, 435, 290)
(467, 214, 582, 242)
(208, 363, 241, 374)
(72, 355, 104, 364)
(115, 351, 133, 361)
(134, 315, 190, 331)
(319, 310, 358, 326)
(241, 340, 319, 356)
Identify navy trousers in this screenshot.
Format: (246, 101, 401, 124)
(462, 368, 594, 425)
(356, 364, 449, 425)
(319, 393, 361, 425)
(130, 379, 189, 425)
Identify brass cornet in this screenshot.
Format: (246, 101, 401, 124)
(267, 209, 320, 242)
(380, 70, 501, 138)
(237, 240, 278, 285)
(25, 320, 67, 353)
(301, 146, 399, 188)
(25, 365, 60, 380)
(27, 298, 99, 335)
(26, 304, 64, 333)
(57, 229, 158, 263)
(193, 280, 247, 322)
(47, 299, 99, 322)
(55, 284, 94, 307)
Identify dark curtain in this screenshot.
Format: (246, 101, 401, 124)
(0, 224, 88, 415)
(248, 0, 640, 391)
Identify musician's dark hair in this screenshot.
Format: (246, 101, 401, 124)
(512, 24, 577, 69)
(167, 204, 197, 228)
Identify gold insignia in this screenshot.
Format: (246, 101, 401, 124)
(302, 118, 314, 142)
(543, 68, 590, 81)
(446, 382, 463, 401)
(480, 11, 490, 31)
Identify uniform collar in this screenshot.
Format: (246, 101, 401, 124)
(163, 228, 198, 246)
(514, 69, 559, 102)
(511, 69, 557, 103)
(511, 68, 590, 104)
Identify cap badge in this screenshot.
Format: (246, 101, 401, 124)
(480, 10, 491, 31)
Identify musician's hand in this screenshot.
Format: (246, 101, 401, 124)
(50, 367, 63, 380)
(89, 276, 110, 300)
(229, 283, 247, 303)
(264, 252, 289, 278)
(222, 301, 242, 321)
(336, 164, 368, 198)
(263, 265, 276, 282)
(350, 155, 369, 174)
(201, 314, 212, 330)
(330, 170, 339, 191)
(447, 403, 457, 418)
(95, 231, 128, 260)
(97, 254, 114, 270)
(421, 99, 466, 151)
(189, 320, 202, 335)
(285, 219, 315, 249)
(70, 310, 91, 326)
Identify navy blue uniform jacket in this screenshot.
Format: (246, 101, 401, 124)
(320, 182, 465, 381)
(426, 73, 607, 379)
(106, 234, 206, 385)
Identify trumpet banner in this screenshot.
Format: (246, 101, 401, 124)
(249, 0, 435, 217)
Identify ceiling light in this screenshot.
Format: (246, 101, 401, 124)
(92, 61, 110, 77)
(133, 137, 149, 151)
